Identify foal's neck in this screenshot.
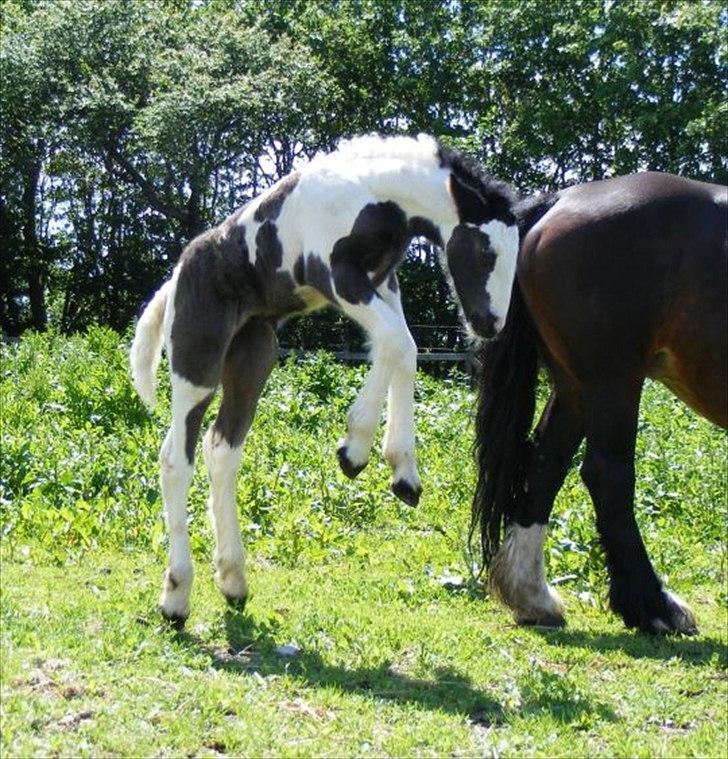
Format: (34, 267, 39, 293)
(363, 162, 459, 232)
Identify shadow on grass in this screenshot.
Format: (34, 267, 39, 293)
(532, 626, 728, 665)
(172, 610, 616, 727)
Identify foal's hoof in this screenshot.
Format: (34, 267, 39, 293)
(392, 478, 422, 507)
(224, 593, 248, 611)
(337, 445, 367, 479)
(160, 607, 188, 631)
(517, 611, 567, 629)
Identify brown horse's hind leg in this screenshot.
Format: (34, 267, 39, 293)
(580, 379, 697, 635)
(490, 387, 583, 627)
(202, 318, 278, 608)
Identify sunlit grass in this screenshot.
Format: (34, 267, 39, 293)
(1, 328, 726, 757)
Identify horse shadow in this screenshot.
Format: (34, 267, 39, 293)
(529, 625, 728, 666)
(172, 610, 617, 727)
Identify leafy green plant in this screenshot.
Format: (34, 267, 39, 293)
(1, 329, 725, 596)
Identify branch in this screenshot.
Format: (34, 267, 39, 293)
(105, 145, 185, 225)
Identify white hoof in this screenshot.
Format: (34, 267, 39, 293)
(490, 524, 567, 627)
(511, 584, 566, 627)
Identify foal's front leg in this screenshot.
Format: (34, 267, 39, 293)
(378, 276, 421, 505)
(336, 292, 420, 504)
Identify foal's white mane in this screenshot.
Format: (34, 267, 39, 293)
(302, 134, 450, 227)
(308, 133, 440, 172)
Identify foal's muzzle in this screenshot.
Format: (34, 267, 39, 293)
(467, 308, 499, 339)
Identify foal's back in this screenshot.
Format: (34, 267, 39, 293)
(519, 172, 728, 427)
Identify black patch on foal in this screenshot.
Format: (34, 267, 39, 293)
(306, 253, 336, 302)
(213, 319, 278, 447)
(446, 224, 498, 337)
(254, 171, 300, 222)
(255, 221, 306, 315)
(171, 228, 259, 386)
(331, 201, 409, 304)
(255, 221, 284, 276)
(185, 393, 214, 464)
(268, 271, 307, 316)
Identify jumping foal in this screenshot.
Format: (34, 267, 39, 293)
(131, 134, 519, 624)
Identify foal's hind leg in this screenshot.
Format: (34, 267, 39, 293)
(491, 388, 583, 627)
(580, 379, 697, 634)
(202, 319, 277, 607)
(159, 374, 214, 624)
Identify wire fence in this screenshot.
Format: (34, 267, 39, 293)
(280, 323, 476, 373)
(3, 324, 477, 371)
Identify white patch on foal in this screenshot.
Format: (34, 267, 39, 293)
(480, 219, 520, 331)
(489, 523, 565, 626)
(202, 429, 248, 604)
(158, 372, 213, 621)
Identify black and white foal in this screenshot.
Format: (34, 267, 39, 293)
(130, 134, 518, 623)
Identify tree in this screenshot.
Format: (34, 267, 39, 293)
(1, 0, 725, 337)
(462, 0, 727, 189)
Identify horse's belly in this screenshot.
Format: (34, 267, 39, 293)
(294, 285, 330, 312)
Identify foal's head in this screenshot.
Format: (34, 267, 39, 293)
(437, 144, 519, 339)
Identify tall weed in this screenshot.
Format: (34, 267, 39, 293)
(1, 330, 725, 597)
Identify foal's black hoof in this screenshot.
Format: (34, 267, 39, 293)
(224, 593, 248, 611)
(160, 608, 188, 631)
(337, 446, 367, 479)
(392, 479, 422, 507)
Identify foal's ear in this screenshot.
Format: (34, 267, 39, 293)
(448, 173, 516, 226)
(448, 173, 487, 224)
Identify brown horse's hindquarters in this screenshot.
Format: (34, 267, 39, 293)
(520, 203, 727, 427)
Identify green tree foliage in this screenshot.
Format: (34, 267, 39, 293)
(1, 0, 725, 335)
(466, 0, 728, 189)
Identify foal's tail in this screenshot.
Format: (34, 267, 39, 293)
(130, 279, 172, 410)
(470, 281, 540, 571)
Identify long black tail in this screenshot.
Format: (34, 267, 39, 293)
(469, 279, 540, 571)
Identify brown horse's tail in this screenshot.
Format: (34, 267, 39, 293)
(470, 280, 540, 572)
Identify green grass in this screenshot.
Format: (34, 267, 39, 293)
(1, 327, 727, 757)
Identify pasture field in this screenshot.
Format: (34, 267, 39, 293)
(1, 328, 726, 757)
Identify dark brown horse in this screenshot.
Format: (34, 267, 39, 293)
(472, 172, 727, 635)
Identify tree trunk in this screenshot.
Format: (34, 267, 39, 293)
(0, 194, 14, 334)
(22, 161, 46, 331)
